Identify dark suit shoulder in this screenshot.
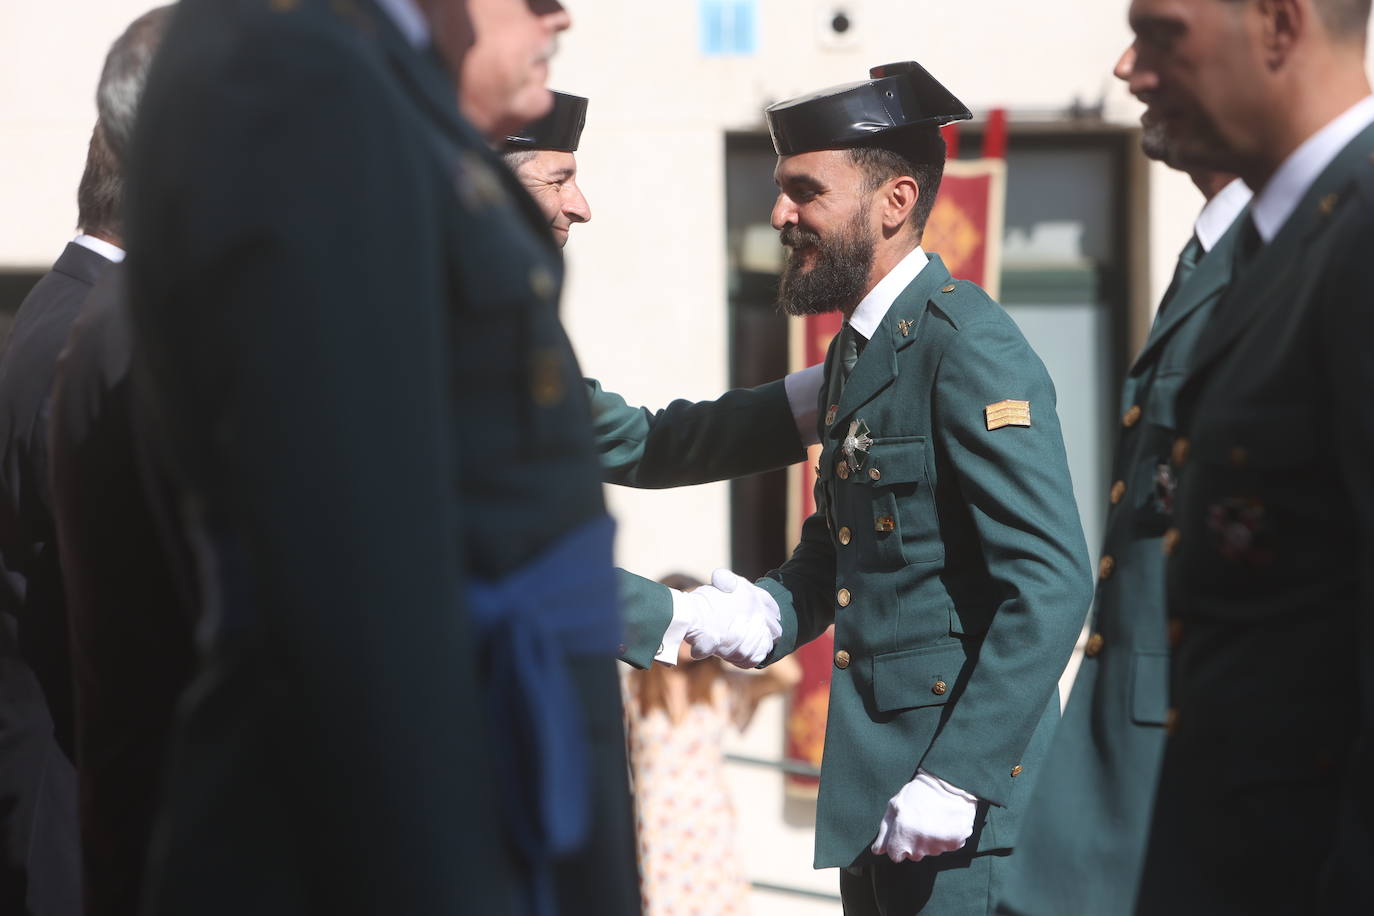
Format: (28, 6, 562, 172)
(0, 248, 109, 426)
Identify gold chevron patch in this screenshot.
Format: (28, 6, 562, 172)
(985, 400, 1031, 431)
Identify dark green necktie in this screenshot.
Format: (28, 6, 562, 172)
(1157, 232, 1205, 316)
(839, 323, 865, 383)
(1233, 213, 1262, 274)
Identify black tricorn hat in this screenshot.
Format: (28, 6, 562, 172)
(505, 91, 589, 152)
(765, 61, 971, 156)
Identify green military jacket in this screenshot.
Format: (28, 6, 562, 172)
(1139, 121, 1374, 915)
(589, 377, 809, 668)
(758, 254, 1092, 868)
(995, 209, 1244, 916)
(587, 377, 805, 490)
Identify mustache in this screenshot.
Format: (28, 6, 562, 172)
(780, 225, 822, 249)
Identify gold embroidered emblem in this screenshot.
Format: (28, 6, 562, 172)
(897, 319, 913, 337)
(985, 399, 1031, 431)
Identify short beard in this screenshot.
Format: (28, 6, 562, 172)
(1140, 110, 1236, 173)
(1140, 122, 1176, 165)
(776, 205, 876, 317)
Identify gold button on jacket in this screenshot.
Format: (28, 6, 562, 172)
(1084, 633, 1104, 658)
(1098, 555, 1116, 581)
(932, 680, 948, 696)
(1171, 437, 1190, 467)
(834, 650, 851, 670)
(1122, 404, 1142, 428)
(1110, 480, 1126, 505)
(838, 526, 852, 546)
(837, 588, 852, 607)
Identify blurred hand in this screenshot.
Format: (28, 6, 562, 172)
(871, 770, 977, 863)
(678, 568, 782, 667)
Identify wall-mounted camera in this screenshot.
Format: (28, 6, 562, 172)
(816, 4, 860, 49)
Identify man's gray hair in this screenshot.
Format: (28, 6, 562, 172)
(502, 148, 538, 172)
(96, 5, 174, 164)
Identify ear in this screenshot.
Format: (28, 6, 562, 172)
(1256, 0, 1303, 69)
(880, 175, 921, 234)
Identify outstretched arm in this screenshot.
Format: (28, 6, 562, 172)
(587, 366, 821, 488)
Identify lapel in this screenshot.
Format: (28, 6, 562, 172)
(831, 254, 949, 432)
(1128, 209, 1244, 373)
(1185, 121, 1374, 384)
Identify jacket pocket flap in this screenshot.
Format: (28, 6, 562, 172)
(1130, 650, 1170, 726)
(873, 641, 968, 713)
(866, 436, 927, 485)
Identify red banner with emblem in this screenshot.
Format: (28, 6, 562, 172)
(782, 118, 1007, 793)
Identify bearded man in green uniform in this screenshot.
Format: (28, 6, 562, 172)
(618, 63, 1092, 914)
(991, 46, 1250, 916)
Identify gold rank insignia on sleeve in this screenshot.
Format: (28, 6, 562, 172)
(985, 400, 1031, 431)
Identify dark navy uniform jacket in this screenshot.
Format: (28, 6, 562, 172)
(123, 1, 634, 913)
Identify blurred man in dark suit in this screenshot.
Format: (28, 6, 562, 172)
(0, 9, 168, 912)
(46, 13, 177, 916)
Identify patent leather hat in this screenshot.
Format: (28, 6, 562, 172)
(506, 91, 589, 152)
(766, 61, 971, 156)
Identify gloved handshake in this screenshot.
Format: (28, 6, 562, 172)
(673, 568, 782, 668)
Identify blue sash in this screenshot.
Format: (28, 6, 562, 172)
(467, 514, 621, 891)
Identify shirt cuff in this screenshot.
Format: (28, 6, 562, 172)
(783, 364, 824, 447)
(917, 768, 979, 803)
(653, 589, 696, 665)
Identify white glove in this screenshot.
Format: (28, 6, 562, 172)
(678, 568, 782, 668)
(871, 769, 978, 863)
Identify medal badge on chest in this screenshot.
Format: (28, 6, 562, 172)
(842, 419, 874, 476)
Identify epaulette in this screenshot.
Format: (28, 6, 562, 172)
(926, 278, 998, 331)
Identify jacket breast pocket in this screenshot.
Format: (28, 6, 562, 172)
(866, 437, 941, 566)
(1142, 368, 1185, 433)
(872, 641, 968, 713)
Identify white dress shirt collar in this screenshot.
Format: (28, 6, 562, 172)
(1194, 178, 1252, 253)
(372, 0, 430, 48)
(1251, 94, 1374, 243)
(73, 234, 125, 263)
(847, 245, 929, 340)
